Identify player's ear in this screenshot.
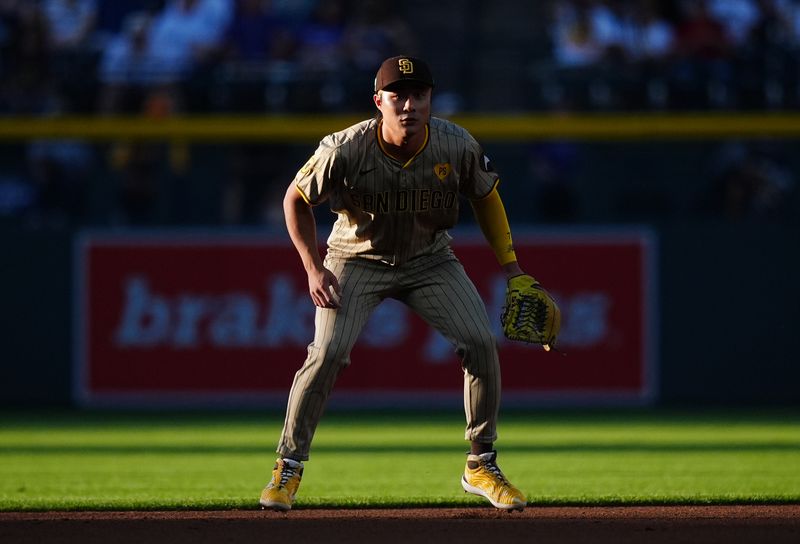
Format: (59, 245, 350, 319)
(373, 92, 382, 109)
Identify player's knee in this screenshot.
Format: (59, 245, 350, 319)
(469, 328, 497, 354)
(305, 343, 352, 370)
(458, 330, 499, 372)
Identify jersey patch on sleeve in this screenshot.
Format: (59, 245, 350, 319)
(300, 157, 315, 175)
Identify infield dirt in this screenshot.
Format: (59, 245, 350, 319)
(1, 505, 798, 544)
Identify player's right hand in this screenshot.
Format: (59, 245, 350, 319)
(308, 267, 341, 309)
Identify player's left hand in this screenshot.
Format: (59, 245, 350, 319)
(500, 274, 560, 351)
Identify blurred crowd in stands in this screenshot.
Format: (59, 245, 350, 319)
(5, 0, 800, 114)
(542, 0, 800, 110)
(0, 0, 417, 116)
(0, 0, 797, 229)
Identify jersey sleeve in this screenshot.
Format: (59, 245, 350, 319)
(293, 135, 342, 205)
(460, 135, 500, 200)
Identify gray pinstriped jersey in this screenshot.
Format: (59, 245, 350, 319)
(293, 116, 499, 265)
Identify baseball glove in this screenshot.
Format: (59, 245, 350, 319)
(500, 274, 561, 351)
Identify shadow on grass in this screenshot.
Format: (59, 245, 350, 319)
(2, 442, 799, 455)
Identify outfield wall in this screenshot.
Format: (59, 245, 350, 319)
(72, 229, 655, 408)
(1, 223, 797, 407)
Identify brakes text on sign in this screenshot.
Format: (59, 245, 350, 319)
(113, 275, 609, 353)
(78, 233, 653, 402)
(114, 275, 314, 348)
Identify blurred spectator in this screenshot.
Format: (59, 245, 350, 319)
(707, 0, 761, 47)
(269, 0, 316, 22)
(103, 81, 184, 226)
(21, 85, 95, 228)
(627, 0, 675, 108)
(146, 0, 233, 86)
(107, 140, 163, 225)
(549, 0, 653, 109)
(628, 0, 675, 62)
(220, 144, 291, 227)
(97, 6, 197, 226)
(108, 0, 232, 111)
(551, 0, 605, 68)
(753, 0, 796, 48)
(588, 0, 635, 62)
(673, 0, 731, 59)
(93, 0, 166, 37)
(26, 135, 93, 228)
(295, 0, 346, 71)
(0, 173, 36, 221)
(544, 3, 602, 109)
(342, 0, 418, 102)
(217, 0, 297, 110)
(97, 11, 161, 112)
(41, 0, 97, 51)
(0, 1, 53, 114)
(98, 0, 234, 112)
(527, 141, 581, 223)
(223, 0, 282, 61)
(41, 0, 102, 112)
(343, 0, 417, 69)
(292, 0, 347, 110)
(671, 0, 734, 107)
(775, 0, 800, 44)
(732, 0, 796, 108)
(701, 141, 796, 221)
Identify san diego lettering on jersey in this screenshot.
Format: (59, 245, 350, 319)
(293, 117, 499, 264)
(349, 188, 457, 214)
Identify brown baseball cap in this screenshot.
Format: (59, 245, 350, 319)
(374, 56, 435, 92)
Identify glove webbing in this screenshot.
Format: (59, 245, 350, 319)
(502, 290, 550, 342)
(517, 292, 549, 337)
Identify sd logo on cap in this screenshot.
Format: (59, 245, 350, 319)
(374, 56, 435, 92)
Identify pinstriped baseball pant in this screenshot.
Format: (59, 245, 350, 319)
(277, 249, 500, 461)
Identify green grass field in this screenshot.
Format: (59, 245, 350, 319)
(1, 409, 798, 511)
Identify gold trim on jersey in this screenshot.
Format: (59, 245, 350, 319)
(472, 177, 501, 201)
(376, 122, 429, 168)
(295, 185, 312, 205)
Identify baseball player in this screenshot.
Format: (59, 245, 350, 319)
(261, 56, 532, 512)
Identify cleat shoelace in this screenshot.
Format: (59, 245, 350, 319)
(482, 459, 509, 485)
(275, 463, 298, 487)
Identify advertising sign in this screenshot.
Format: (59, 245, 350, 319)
(75, 230, 656, 407)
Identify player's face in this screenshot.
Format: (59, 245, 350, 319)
(374, 84, 432, 142)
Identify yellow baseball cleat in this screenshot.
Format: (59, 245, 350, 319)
(259, 458, 304, 511)
(461, 451, 526, 511)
